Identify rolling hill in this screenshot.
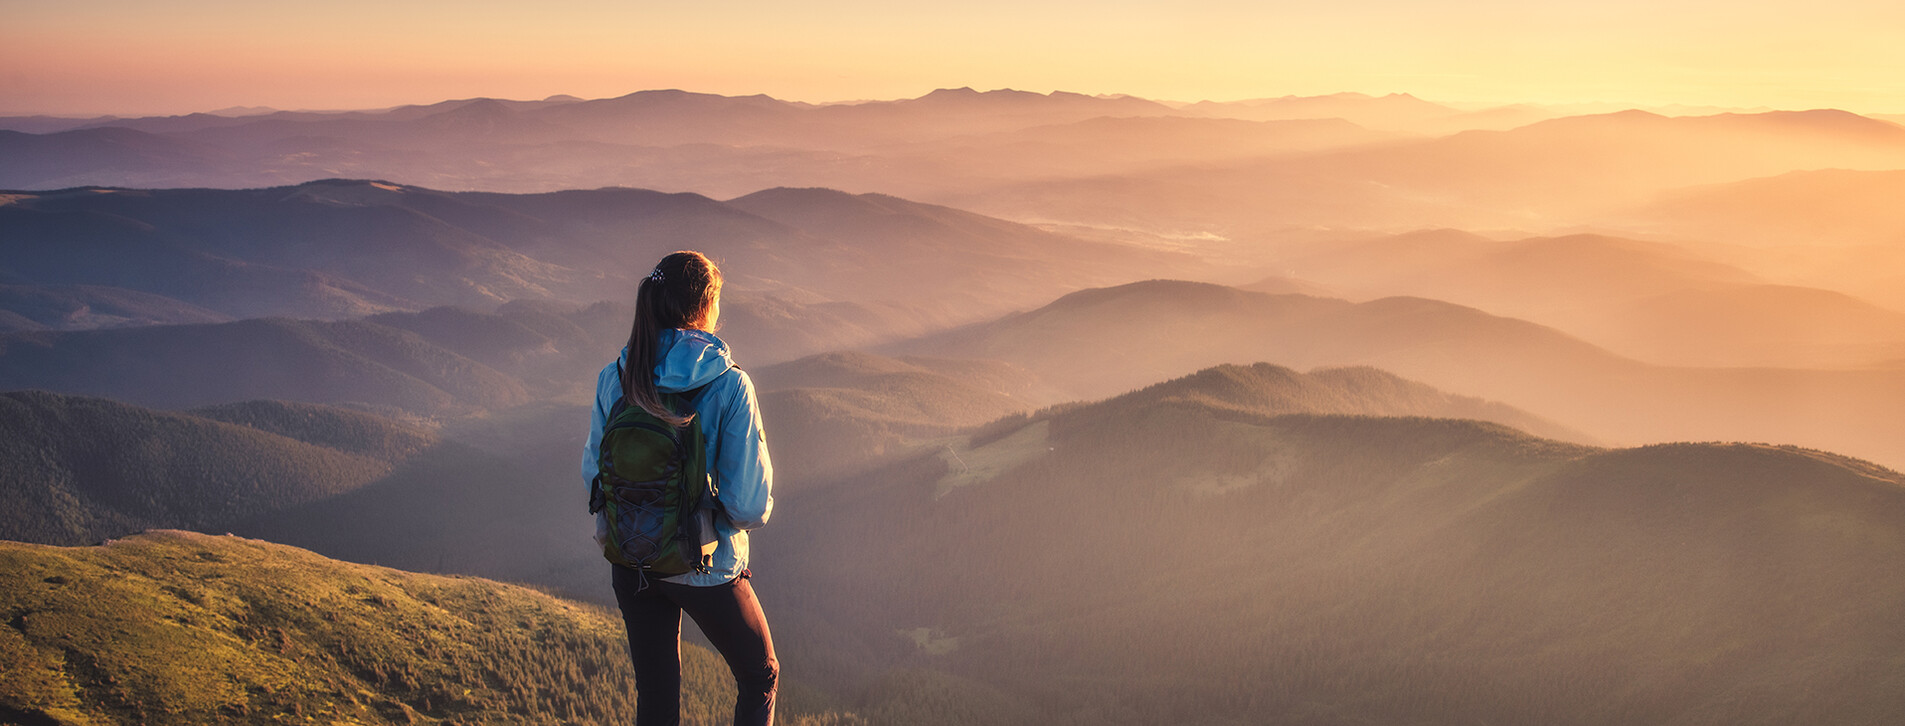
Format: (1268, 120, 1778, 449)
(0, 180, 1196, 353)
(889, 279, 1905, 470)
(0, 530, 859, 725)
(1261, 230, 1905, 367)
(1606, 169, 1905, 312)
(0, 392, 435, 546)
(1615, 168, 1905, 249)
(0, 89, 1186, 194)
(757, 370, 1905, 724)
(0, 317, 530, 413)
(1562, 284, 1905, 367)
(1279, 230, 1763, 313)
(0, 283, 230, 333)
(15, 91, 1892, 243)
(958, 108, 1905, 235)
(1001, 362, 1590, 444)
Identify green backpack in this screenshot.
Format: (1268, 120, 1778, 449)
(589, 368, 720, 578)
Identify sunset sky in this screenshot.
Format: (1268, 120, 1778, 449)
(5, 0, 1903, 116)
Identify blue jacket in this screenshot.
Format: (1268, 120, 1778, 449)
(583, 329, 774, 586)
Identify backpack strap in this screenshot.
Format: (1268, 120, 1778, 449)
(608, 361, 630, 422)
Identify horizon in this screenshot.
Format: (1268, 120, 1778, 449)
(6, 0, 1905, 117)
(0, 86, 1806, 122)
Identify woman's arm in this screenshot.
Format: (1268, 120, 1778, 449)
(581, 359, 621, 491)
(713, 368, 774, 529)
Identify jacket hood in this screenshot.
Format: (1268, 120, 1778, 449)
(649, 328, 735, 393)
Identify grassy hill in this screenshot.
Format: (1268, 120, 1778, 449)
(0, 391, 434, 546)
(757, 374, 1905, 724)
(0, 530, 861, 725)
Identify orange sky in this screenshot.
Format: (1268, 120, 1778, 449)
(5, 0, 1903, 116)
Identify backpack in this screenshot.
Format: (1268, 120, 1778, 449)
(589, 364, 720, 578)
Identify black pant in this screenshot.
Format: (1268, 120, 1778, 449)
(611, 566, 778, 726)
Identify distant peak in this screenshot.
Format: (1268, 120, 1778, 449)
(728, 186, 857, 203)
(1045, 279, 1246, 310)
(298, 178, 406, 190)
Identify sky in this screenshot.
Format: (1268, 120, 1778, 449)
(5, 0, 1904, 116)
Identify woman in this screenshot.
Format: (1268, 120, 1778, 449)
(582, 250, 777, 726)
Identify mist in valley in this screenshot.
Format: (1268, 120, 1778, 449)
(6, 81, 1905, 725)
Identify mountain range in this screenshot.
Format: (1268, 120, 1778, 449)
(0, 180, 1195, 353)
(13, 90, 1900, 245)
(5, 340, 1903, 723)
(761, 370, 1905, 724)
(1271, 229, 1905, 367)
(959, 108, 1905, 236)
(892, 279, 1905, 471)
(9, 85, 1905, 725)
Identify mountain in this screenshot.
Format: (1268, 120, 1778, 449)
(1606, 169, 1905, 311)
(228, 350, 1047, 596)
(0, 89, 1187, 194)
(0, 530, 859, 725)
(0, 283, 230, 332)
(0, 317, 530, 413)
(1281, 230, 1761, 307)
(14, 94, 1901, 248)
(1271, 230, 1905, 367)
(892, 279, 1627, 402)
(1008, 362, 1589, 443)
(0, 127, 231, 189)
(1615, 168, 1905, 248)
(721, 187, 1188, 314)
(1, 180, 1194, 353)
(889, 279, 1905, 470)
(1563, 284, 1905, 367)
(90, 354, 1902, 724)
(878, 115, 1395, 181)
(0, 391, 435, 546)
(0, 182, 571, 316)
(959, 108, 1905, 236)
(759, 377, 1905, 724)
(225, 432, 590, 591)
(1184, 91, 1467, 131)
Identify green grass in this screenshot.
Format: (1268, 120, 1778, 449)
(0, 531, 863, 726)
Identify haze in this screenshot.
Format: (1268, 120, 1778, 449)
(7, 3, 1905, 725)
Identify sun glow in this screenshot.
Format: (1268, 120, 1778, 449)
(5, 0, 1904, 115)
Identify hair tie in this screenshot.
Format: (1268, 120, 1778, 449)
(648, 268, 665, 283)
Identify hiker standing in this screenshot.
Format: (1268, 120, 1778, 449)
(583, 250, 777, 725)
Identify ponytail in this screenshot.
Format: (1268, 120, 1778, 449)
(623, 251, 723, 427)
